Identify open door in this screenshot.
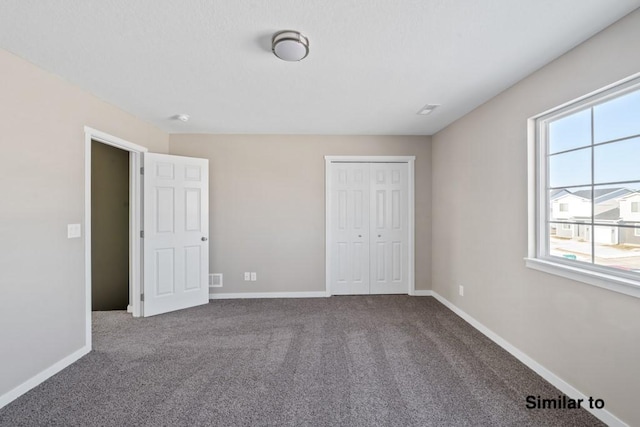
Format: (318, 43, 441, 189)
(142, 153, 209, 317)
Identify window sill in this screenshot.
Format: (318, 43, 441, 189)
(524, 258, 640, 299)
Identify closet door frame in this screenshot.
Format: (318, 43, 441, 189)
(325, 156, 415, 296)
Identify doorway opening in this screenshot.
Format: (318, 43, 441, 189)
(91, 141, 130, 311)
(84, 127, 147, 350)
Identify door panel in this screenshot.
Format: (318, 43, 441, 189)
(369, 163, 408, 294)
(143, 153, 209, 316)
(331, 163, 370, 295)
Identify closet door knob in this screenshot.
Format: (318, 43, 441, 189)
(201, 237, 208, 241)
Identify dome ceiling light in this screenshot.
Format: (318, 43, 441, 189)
(272, 30, 310, 62)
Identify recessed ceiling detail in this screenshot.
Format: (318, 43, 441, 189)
(417, 104, 439, 115)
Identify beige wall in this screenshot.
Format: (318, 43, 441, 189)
(431, 9, 640, 426)
(91, 141, 129, 311)
(169, 135, 432, 294)
(0, 49, 168, 400)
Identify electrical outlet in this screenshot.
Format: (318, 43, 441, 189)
(459, 285, 464, 296)
(250, 272, 257, 281)
(244, 272, 251, 281)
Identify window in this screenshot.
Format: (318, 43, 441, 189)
(527, 75, 640, 298)
(635, 228, 640, 237)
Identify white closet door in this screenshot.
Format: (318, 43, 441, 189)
(328, 161, 410, 295)
(330, 163, 370, 295)
(369, 163, 408, 294)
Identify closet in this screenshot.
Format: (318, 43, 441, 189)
(326, 157, 414, 295)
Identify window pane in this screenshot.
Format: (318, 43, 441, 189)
(548, 109, 591, 154)
(593, 226, 640, 274)
(549, 186, 591, 222)
(594, 137, 640, 184)
(594, 89, 640, 143)
(548, 148, 591, 188)
(593, 183, 640, 225)
(548, 224, 592, 263)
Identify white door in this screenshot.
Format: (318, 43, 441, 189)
(331, 163, 370, 295)
(142, 153, 209, 317)
(329, 162, 409, 295)
(369, 163, 408, 294)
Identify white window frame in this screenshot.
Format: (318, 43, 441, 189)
(632, 201, 639, 213)
(559, 203, 569, 212)
(526, 73, 640, 299)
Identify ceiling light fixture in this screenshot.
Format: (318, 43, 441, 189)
(175, 114, 190, 122)
(272, 30, 310, 62)
(417, 104, 440, 115)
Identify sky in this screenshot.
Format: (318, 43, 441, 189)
(548, 88, 640, 189)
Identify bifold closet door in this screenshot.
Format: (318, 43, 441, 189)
(329, 162, 408, 295)
(330, 163, 370, 295)
(369, 163, 408, 294)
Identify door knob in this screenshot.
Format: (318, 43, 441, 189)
(201, 237, 208, 241)
(358, 234, 362, 238)
(378, 234, 381, 237)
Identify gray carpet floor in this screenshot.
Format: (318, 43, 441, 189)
(0, 296, 604, 426)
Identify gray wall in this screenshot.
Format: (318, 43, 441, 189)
(0, 48, 168, 401)
(169, 135, 432, 294)
(91, 141, 129, 311)
(431, 9, 640, 426)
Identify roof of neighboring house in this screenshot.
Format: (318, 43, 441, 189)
(550, 189, 572, 201)
(595, 207, 621, 221)
(619, 191, 640, 200)
(571, 188, 632, 203)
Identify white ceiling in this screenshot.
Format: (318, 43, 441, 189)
(1, 1, 639, 135)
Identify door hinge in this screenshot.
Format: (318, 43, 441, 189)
(140, 230, 144, 238)
(141, 293, 144, 302)
(140, 167, 144, 175)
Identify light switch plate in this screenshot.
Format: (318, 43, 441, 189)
(250, 272, 257, 281)
(67, 223, 82, 239)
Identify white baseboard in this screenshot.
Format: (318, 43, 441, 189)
(209, 291, 329, 299)
(126, 304, 133, 313)
(211, 290, 434, 299)
(0, 345, 90, 409)
(430, 292, 627, 427)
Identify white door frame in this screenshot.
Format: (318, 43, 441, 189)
(84, 126, 148, 349)
(325, 155, 416, 296)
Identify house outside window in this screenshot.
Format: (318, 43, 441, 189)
(527, 74, 640, 298)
